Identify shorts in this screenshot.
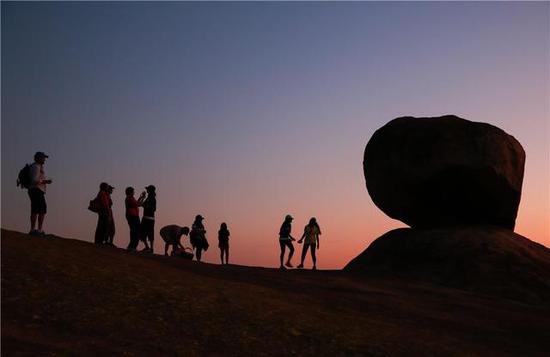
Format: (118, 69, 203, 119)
(140, 218, 155, 242)
(279, 239, 294, 250)
(28, 188, 47, 214)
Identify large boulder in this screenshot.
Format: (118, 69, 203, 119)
(364, 115, 525, 229)
(344, 226, 550, 304)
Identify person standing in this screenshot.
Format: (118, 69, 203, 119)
(218, 222, 230, 265)
(190, 215, 208, 262)
(94, 182, 112, 245)
(297, 217, 321, 270)
(27, 152, 52, 236)
(105, 185, 116, 246)
(125, 187, 145, 252)
(160, 225, 190, 256)
(139, 185, 157, 253)
(278, 214, 295, 269)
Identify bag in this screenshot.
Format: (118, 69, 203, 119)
(88, 197, 101, 213)
(17, 164, 32, 189)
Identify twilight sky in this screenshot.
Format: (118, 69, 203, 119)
(2, 2, 549, 268)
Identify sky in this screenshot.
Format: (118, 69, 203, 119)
(2, 2, 549, 269)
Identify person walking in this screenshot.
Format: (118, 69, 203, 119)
(94, 182, 112, 245)
(27, 152, 52, 236)
(190, 215, 208, 262)
(218, 222, 230, 265)
(125, 186, 145, 251)
(278, 214, 295, 269)
(297, 217, 321, 270)
(139, 185, 157, 253)
(160, 224, 190, 256)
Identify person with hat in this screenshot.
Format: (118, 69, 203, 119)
(297, 217, 322, 270)
(278, 214, 296, 269)
(28, 151, 52, 236)
(190, 215, 208, 262)
(94, 182, 113, 245)
(139, 185, 157, 253)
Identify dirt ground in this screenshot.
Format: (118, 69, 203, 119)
(2, 229, 550, 356)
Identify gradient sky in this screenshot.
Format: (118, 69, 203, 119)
(2, 2, 549, 269)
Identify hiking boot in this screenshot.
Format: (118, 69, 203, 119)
(297, 264, 304, 269)
(312, 266, 317, 271)
(28, 229, 39, 236)
(285, 261, 293, 268)
(279, 265, 286, 270)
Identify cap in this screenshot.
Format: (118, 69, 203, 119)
(285, 214, 293, 220)
(100, 182, 109, 190)
(34, 151, 49, 159)
(108, 185, 115, 190)
(196, 214, 204, 220)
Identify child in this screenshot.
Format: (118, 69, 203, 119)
(218, 223, 230, 264)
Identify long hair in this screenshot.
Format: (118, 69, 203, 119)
(307, 217, 321, 233)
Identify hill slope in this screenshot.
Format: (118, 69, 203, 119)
(2, 229, 550, 356)
(345, 226, 550, 304)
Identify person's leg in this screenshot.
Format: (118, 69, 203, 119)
(95, 215, 105, 244)
(298, 244, 309, 268)
(196, 248, 202, 262)
(139, 220, 150, 251)
(37, 214, 45, 231)
(165, 242, 169, 256)
(108, 219, 115, 245)
(30, 213, 37, 232)
(286, 241, 294, 267)
(279, 241, 286, 268)
(37, 191, 47, 233)
(311, 244, 317, 269)
(220, 248, 224, 264)
(299, 243, 308, 267)
(148, 221, 155, 253)
(226, 247, 229, 264)
(128, 216, 139, 250)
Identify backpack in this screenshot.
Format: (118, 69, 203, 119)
(17, 164, 32, 189)
(88, 197, 101, 213)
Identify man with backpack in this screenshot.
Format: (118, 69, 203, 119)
(20, 152, 52, 236)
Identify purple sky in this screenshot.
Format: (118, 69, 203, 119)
(2, 2, 549, 268)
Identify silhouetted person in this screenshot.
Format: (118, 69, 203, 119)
(27, 152, 52, 236)
(160, 225, 190, 256)
(94, 182, 113, 245)
(125, 187, 145, 252)
(218, 222, 230, 265)
(139, 185, 157, 253)
(279, 214, 296, 269)
(297, 217, 321, 270)
(105, 185, 116, 246)
(190, 215, 208, 262)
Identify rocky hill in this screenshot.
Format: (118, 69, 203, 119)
(2, 229, 550, 356)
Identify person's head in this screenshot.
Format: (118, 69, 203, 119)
(309, 217, 317, 226)
(100, 182, 109, 191)
(220, 222, 227, 230)
(285, 214, 293, 223)
(195, 214, 204, 223)
(180, 226, 190, 236)
(34, 151, 48, 165)
(145, 185, 156, 196)
(125, 186, 134, 196)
